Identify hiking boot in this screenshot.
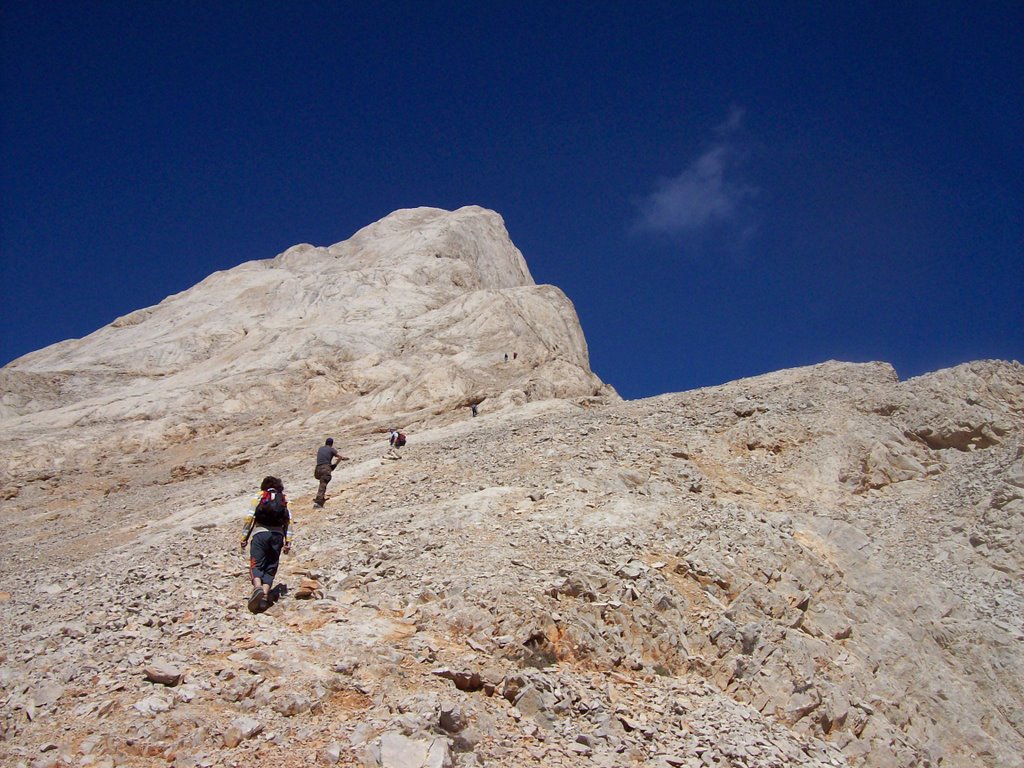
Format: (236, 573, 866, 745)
(258, 594, 270, 612)
(247, 588, 265, 614)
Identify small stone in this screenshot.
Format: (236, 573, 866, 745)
(79, 734, 103, 754)
(320, 742, 342, 765)
(133, 693, 173, 715)
(439, 701, 467, 733)
(32, 683, 64, 707)
(144, 661, 184, 687)
(295, 578, 325, 600)
(432, 667, 484, 692)
(617, 560, 647, 580)
(350, 723, 375, 747)
(223, 716, 263, 748)
(378, 731, 452, 768)
(514, 686, 548, 719)
(271, 691, 313, 716)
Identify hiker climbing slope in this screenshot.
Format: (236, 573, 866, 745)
(313, 437, 348, 508)
(240, 475, 292, 613)
(384, 427, 406, 460)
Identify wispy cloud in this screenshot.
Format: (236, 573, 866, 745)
(634, 107, 758, 242)
(714, 104, 746, 135)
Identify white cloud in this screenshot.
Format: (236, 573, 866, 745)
(634, 108, 757, 239)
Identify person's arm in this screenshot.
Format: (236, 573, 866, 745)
(240, 512, 255, 550)
(283, 507, 292, 553)
(240, 494, 259, 549)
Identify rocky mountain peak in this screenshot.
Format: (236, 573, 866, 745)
(318, 205, 535, 291)
(1, 206, 612, 477)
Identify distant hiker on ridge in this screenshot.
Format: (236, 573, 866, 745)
(313, 437, 348, 508)
(384, 427, 406, 460)
(240, 475, 292, 614)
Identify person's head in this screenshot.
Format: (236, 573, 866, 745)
(325, 437, 334, 446)
(260, 475, 284, 492)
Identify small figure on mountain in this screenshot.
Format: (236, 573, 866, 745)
(313, 437, 348, 508)
(384, 427, 406, 460)
(240, 475, 292, 613)
(471, 403, 478, 417)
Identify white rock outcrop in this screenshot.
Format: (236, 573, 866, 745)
(0, 206, 612, 481)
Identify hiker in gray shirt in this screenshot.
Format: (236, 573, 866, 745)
(313, 437, 348, 508)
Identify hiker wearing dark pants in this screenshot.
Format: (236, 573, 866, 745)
(249, 530, 284, 590)
(313, 437, 348, 508)
(240, 476, 292, 613)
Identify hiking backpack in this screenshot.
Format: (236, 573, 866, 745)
(254, 489, 288, 527)
(395, 432, 407, 448)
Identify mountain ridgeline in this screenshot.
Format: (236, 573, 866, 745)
(0, 206, 1021, 768)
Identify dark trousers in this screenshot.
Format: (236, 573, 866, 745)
(314, 463, 332, 504)
(249, 530, 284, 586)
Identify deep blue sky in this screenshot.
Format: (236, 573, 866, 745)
(2, 2, 1021, 399)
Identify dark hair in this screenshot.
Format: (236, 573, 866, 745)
(260, 475, 284, 492)
(325, 437, 334, 445)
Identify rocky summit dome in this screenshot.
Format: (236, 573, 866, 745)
(0, 206, 613, 477)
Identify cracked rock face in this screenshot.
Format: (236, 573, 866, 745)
(1, 207, 1022, 768)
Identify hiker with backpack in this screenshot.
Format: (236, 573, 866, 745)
(240, 475, 292, 613)
(384, 427, 406, 460)
(313, 437, 348, 508)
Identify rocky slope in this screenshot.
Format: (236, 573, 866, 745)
(1, 208, 1022, 768)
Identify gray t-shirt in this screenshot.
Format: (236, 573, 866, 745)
(316, 445, 339, 466)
